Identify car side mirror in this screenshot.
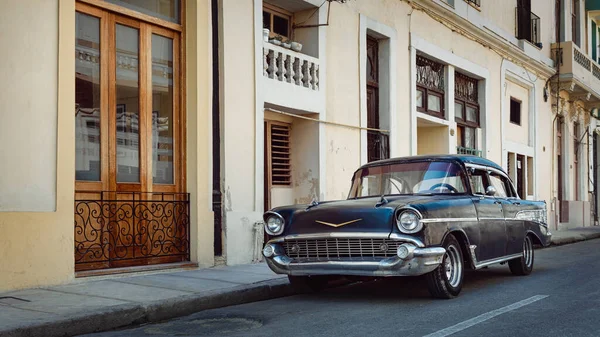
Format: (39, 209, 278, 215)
(486, 186, 497, 196)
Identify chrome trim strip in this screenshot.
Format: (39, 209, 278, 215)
(420, 217, 478, 223)
(267, 232, 425, 248)
(474, 253, 522, 269)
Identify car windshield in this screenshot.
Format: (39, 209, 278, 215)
(348, 161, 468, 198)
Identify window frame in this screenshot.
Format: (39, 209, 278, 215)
(75, 1, 186, 194)
(263, 3, 292, 40)
(509, 97, 522, 126)
(416, 55, 446, 119)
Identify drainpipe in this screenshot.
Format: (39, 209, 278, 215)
(211, 0, 223, 256)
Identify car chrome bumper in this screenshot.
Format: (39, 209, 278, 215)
(263, 242, 446, 277)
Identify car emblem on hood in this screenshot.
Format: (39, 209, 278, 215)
(315, 219, 362, 228)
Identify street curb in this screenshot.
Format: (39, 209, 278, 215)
(549, 232, 600, 247)
(0, 278, 296, 337)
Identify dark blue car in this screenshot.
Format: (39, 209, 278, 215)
(262, 155, 552, 299)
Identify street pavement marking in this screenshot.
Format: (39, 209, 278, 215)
(423, 295, 549, 337)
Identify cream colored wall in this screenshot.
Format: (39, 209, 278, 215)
(506, 81, 530, 145)
(0, 0, 59, 211)
(221, 0, 263, 265)
(186, 0, 215, 268)
(324, 0, 505, 202)
(480, 0, 516, 37)
(417, 126, 449, 155)
(0, 0, 75, 291)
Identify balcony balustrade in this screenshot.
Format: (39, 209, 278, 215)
(551, 41, 600, 99)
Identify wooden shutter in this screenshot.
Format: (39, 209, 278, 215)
(267, 121, 291, 186)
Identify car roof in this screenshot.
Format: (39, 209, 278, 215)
(357, 154, 505, 172)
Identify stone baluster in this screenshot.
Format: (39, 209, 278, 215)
(303, 62, 311, 88)
(313, 64, 319, 90)
(263, 48, 269, 77)
(288, 56, 295, 84)
(277, 51, 286, 81)
(269, 50, 279, 80)
(294, 59, 303, 86)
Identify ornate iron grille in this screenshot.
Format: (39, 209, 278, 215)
(466, 0, 480, 7)
(283, 238, 401, 259)
(416, 55, 444, 91)
(74, 191, 190, 271)
(455, 73, 478, 104)
(457, 146, 482, 157)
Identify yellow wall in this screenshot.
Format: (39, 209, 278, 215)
(186, 0, 215, 267)
(418, 126, 449, 155)
(0, 0, 75, 292)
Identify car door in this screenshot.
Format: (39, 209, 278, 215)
(500, 173, 526, 256)
(467, 167, 508, 262)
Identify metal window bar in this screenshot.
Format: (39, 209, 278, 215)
(466, 0, 480, 7)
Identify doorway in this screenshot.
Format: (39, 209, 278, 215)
(74, 2, 187, 272)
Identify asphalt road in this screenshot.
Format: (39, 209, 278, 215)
(83, 239, 600, 337)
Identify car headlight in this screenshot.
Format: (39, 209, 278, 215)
(396, 209, 423, 234)
(264, 212, 285, 235)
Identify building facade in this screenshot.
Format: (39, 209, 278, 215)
(0, 0, 598, 292)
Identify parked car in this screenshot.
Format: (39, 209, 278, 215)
(261, 155, 552, 299)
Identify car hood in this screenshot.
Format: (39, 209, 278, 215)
(278, 195, 438, 236)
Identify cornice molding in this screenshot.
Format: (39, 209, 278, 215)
(411, 0, 556, 79)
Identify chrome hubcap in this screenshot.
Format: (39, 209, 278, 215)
(523, 236, 533, 268)
(443, 245, 462, 288)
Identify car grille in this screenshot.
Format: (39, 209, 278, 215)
(282, 238, 400, 259)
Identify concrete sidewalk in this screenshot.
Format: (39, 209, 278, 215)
(2, 226, 600, 337)
(0, 263, 293, 337)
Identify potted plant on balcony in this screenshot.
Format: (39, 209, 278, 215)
(291, 41, 303, 52)
(282, 38, 292, 49)
(269, 35, 282, 46)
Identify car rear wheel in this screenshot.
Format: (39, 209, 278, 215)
(508, 235, 534, 276)
(288, 275, 329, 292)
(425, 234, 464, 299)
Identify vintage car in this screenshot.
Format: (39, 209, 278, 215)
(261, 155, 552, 299)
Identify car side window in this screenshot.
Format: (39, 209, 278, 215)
(488, 173, 508, 198)
(468, 169, 487, 195)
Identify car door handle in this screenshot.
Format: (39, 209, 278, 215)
(513, 202, 521, 205)
(494, 200, 502, 204)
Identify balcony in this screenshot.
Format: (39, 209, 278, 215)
(551, 41, 600, 104)
(262, 41, 324, 113)
(515, 7, 541, 48)
(466, 0, 480, 8)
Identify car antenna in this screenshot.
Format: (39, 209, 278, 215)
(305, 197, 319, 211)
(376, 195, 389, 207)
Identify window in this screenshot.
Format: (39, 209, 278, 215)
(466, 0, 481, 8)
(266, 121, 292, 186)
(416, 55, 445, 118)
(488, 174, 508, 198)
(105, 0, 180, 23)
(348, 161, 467, 198)
(510, 98, 521, 125)
(75, 2, 184, 192)
(455, 72, 479, 150)
(263, 4, 292, 40)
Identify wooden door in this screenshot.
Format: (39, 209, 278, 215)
(75, 2, 187, 271)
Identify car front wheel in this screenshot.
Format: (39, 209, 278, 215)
(425, 234, 464, 299)
(508, 235, 534, 276)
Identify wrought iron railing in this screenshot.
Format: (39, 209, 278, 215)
(367, 130, 390, 163)
(74, 191, 190, 271)
(466, 0, 480, 7)
(515, 7, 541, 47)
(457, 146, 482, 157)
